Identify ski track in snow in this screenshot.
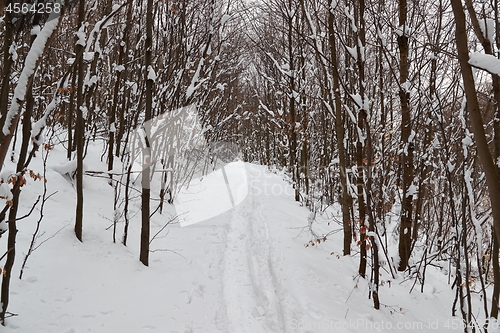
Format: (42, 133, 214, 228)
(222, 168, 287, 333)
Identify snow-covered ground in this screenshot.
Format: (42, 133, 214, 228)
(1, 141, 473, 332)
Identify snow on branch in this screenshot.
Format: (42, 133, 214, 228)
(478, 18, 495, 43)
(344, 7, 357, 33)
(469, 53, 500, 76)
(266, 52, 293, 78)
(2, 8, 61, 136)
(258, 100, 274, 117)
(85, 3, 127, 54)
(395, 25, 412, 38)
(31, 94, 60, 146)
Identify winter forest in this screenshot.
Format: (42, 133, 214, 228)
(0, 0, 500, 332)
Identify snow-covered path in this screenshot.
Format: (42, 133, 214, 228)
(222, 167, 287, 332)
(2, 150, 463, 333)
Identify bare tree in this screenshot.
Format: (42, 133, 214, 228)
(140, 0, 154, 267)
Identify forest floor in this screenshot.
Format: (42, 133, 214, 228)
(0, 141, 479, 332)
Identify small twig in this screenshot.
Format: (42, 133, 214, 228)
(3, 312, 18, 319)
(105, 220, 124, 230)
(291, 225, 309, 240)
(86, 169, 171, 176)
(149, 214, 183, 245)
(20, 143, 55, 279)
(32, 224, 69, 252)
(0, 248, 14, 262)
(380, 303, 409, 314)
(6, 195, 41, 222)
(85, 172, 142, 194)
(345, 275, 361, 303)
(149, 248, 187, 259)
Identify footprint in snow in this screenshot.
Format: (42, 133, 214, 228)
(306, 303, 323, 320)
(26, 276, 38, 284)
(252, 305, 266, 318)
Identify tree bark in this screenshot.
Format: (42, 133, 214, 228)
(0, 2, 14, 131)
(397, 0, 414, 271)
(74, 0, 85, 242)
(450, 0, 500, 276)
(284, 0, 299, 202)
(140, 0, 154, 266)
(463, 0, 500, 319)
(328, 5, 352, 256)
(354, 0, 368, 278)
(0, 27, 37, 321)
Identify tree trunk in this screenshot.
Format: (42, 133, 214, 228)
(493, 234, 500, 318)
(140, 0, 154, 266)
(451, 0, 500, 274)
(115, 0, 134, 159)
(326, 8, 352, 255)
(0, 3, 62, 173)
(397, 0, 414, 271)
(463, 0, 500, 320)
(354, 0, 368, 278)
(0, 37, 37, 322)
(287, 0, 299, 202)
(0, 4, 14, 131)
(75, 0, 85, 242)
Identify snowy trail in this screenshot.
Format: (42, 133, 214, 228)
(222, 167, 287, 333)
(2, 155, 464, 333)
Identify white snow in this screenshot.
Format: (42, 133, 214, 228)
(31, 94, 60, 146)
(464, 168, 484, 254)
(221, 14, 231, 25)
(350, 93, 369, 111)
(346, 46, 358, 60)
(377, 27, 387, 47)
(401, 81, 411, 94)
(76, 24, 86, 47)
(259, 100, 275, 117)
(329, 0, 338, 11)
(406, 184, 417, 198)
(51, 159, 78, 176)
(31, 25, 41, 36)
(446, 161, 455, 172)
(9, 43, 18, 62)
(80, 105, 89, 120)
(478, 18, 495, 43)
(176, 161, 248, 227)
(408, 129, 416, 143)
(344, 7, 357, 33)
(147, 65, 156, 81)
(0, 219, 7, 233)
(186, 58, 205, 99)
(2, 10, 61, 136)
(0, 141, 481, 333)
(0, 183, 12, 202)
(462, 135, 473, 147)
(83, 51, 94, 61)
(395, 25, 412, 38)
(469, 53, 500, 76)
